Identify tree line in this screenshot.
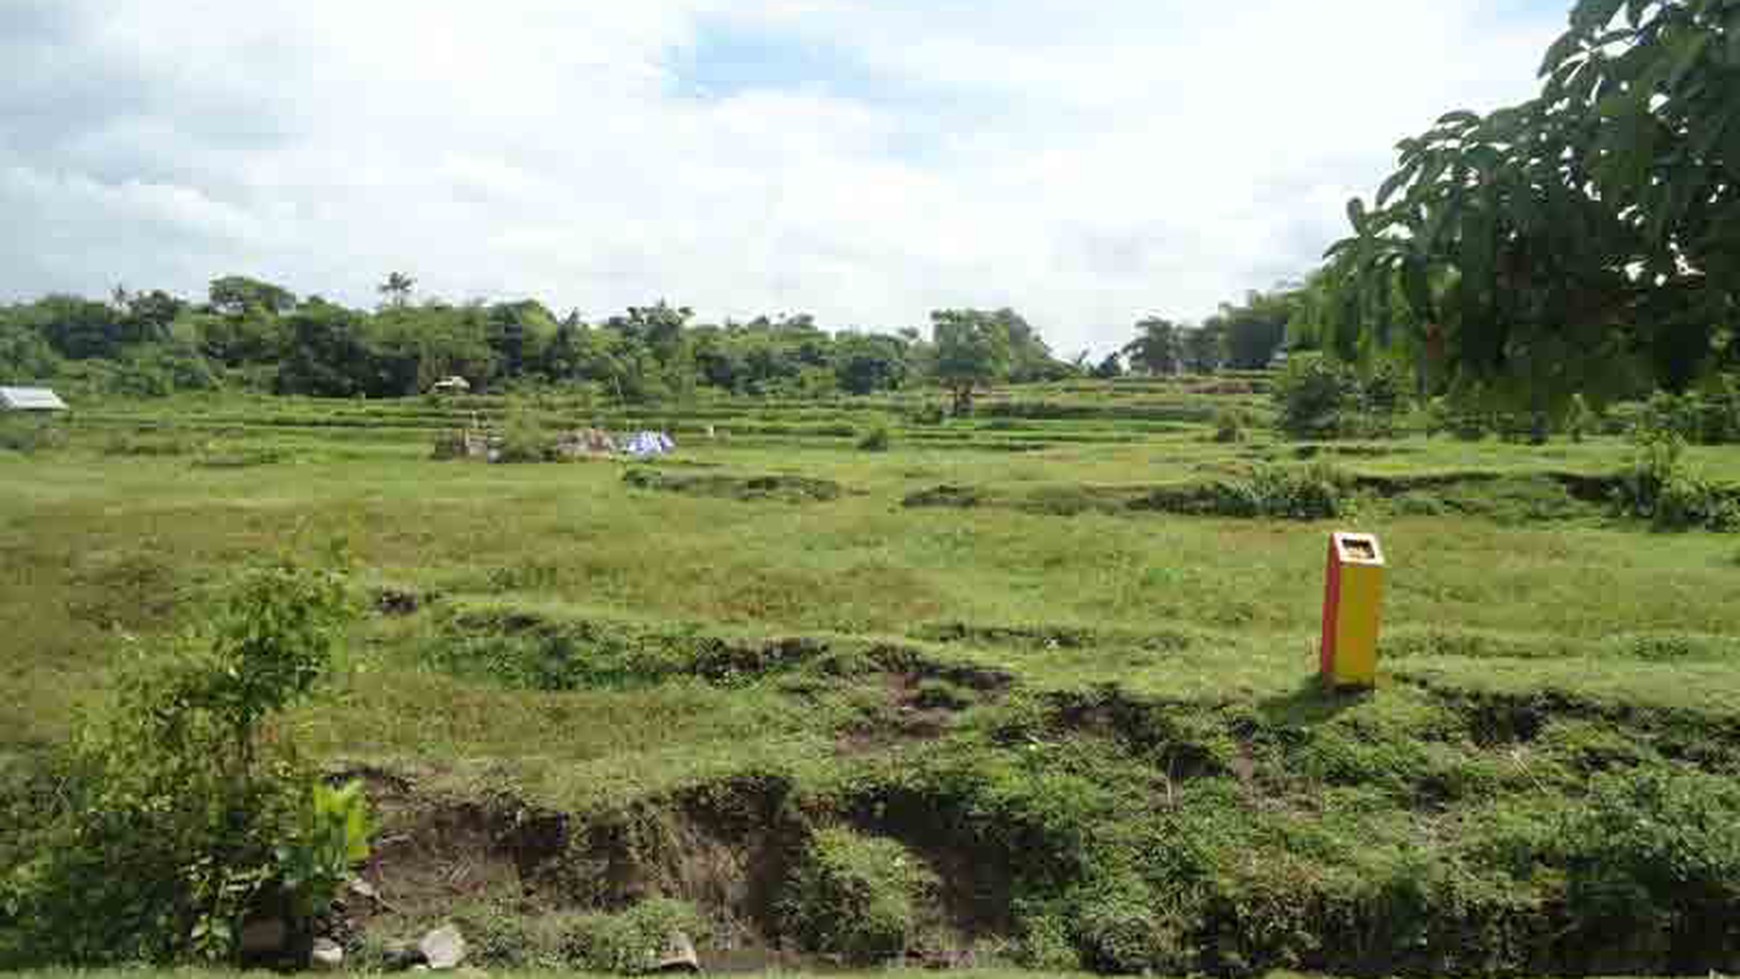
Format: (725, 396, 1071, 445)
(0, 274, 1296, 404)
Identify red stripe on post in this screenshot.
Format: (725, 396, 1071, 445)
(1320, 535, 1342, 677)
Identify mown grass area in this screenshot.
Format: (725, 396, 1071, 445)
(4, 382, 1740, 976)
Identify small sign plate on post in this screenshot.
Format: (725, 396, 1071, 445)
(1320, 532, 1386, 689)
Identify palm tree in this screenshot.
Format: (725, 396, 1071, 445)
(378, 272, 415, 309)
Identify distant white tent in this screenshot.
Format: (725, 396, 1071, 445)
(0, 387, 67, 411)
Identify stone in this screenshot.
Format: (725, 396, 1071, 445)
(347, 877, 381, 903)
(420, 925, 467, 970)
(651, 930, 701, 974)
(311, 938, 344, 971)
(238, 917, 288, 955)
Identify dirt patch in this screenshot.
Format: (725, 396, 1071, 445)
(624, 468, 843, 503)
(915, 621, 1195, 654)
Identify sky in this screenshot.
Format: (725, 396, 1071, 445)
(0, 0, 1569, 355)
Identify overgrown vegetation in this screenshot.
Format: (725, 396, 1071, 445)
(780, 828, 937, 962)
(0, 558, 367, 967)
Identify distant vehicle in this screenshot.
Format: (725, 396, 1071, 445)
(0, 387, 68, 412)
(430, 376, 472, 395)
(1268, 350, 1291, 370)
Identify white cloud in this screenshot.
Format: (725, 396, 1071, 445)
(0, 0, 1565, 353)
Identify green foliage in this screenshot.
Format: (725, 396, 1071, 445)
(932, 309, 1015, 414)
(1556, 769, 1740, 950)
(1272, 353, 1360, 439)
(0, 317, 62, 382)
(1216, 463, 1349, 520)
(1070, 876, 1193, 975)
(780, 827, 936, 962)
(275, 780, 371, 922)
(1212, 289, 1294, 371)
(857, 422, 892, 452)
(1273, 353, 1406, 440)
(0, 416, 68, 454)
(1615, 429, 1740, 531)
(1123, 317, 1182, 375)
(0, 557, 361, 966)
(1638, 382, 1740, 445)
(496, 408, 554, 463)
(1212, 406, 1250, 443)
(1332, 0, 1740, 409)
(553, 898, 704, 975)
(209, 276, 296, 317)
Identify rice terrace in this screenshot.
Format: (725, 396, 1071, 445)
(4, 1, 1740, 978)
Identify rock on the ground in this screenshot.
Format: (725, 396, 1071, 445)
(311, 938, 344, 971)
(420, 925, 467, 970)
(651, 930, 701, 973)
(238, 918, 288, 955)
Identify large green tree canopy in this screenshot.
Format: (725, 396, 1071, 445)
(1329, 0, 1740, 411)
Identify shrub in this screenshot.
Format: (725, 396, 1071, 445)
(0, 558, 365, 966)
(780, 828, 936, 962)
(0, 417, 68, 454)
(1614, 430, 1740, 531)
(1070, 877, 1194, 975)
(1017, 911, 1083, 972)
(1250, 462, 1348, 519)
(553, 899, 704, 974)
(1361, 362, 1406, 436)
(1555, 769, 1740, 953)
(450, 902, 544, 968)
(1202, 462, 1349, 520)
(907, 403, 946, 426)
(857, 423, 892, 452)
(1273, 353, 1358, 439)
(496, 411, 553, 463)
(1212, 407, 1249, 443)
(430, 428, 472, 460)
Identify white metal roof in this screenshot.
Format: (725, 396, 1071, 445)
(0, 387, 68, 410)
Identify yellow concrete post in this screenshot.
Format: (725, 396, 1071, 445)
(1319, 532, 1386, 689)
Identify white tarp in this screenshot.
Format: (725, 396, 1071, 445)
(621, 431, 675, 458)
(0, 387, 67, 411)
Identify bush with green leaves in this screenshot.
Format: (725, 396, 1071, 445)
(1554, 769, 1740, 956)
(552, 898, 704, 974)
(1273, 353, 1357, 439)
(1637, 383, 1740, 446)
(496, 409, 554, 463)
(1206, 463, 1349, 520)
(1272, 354, 1403, 440)
(0, 557, 365, 966)
(780, 827, 936, 962)
(1069, 876, 1194, 975)
(0, 416, 68, 454)
(1212, 407, 1250, 443)
(857, 423, 891, 452)
(1615, 430, 1740, 532)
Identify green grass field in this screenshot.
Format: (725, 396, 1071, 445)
(4, 381, 1739, 976)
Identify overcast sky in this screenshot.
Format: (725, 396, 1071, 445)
(2, 0, 1566, 354)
